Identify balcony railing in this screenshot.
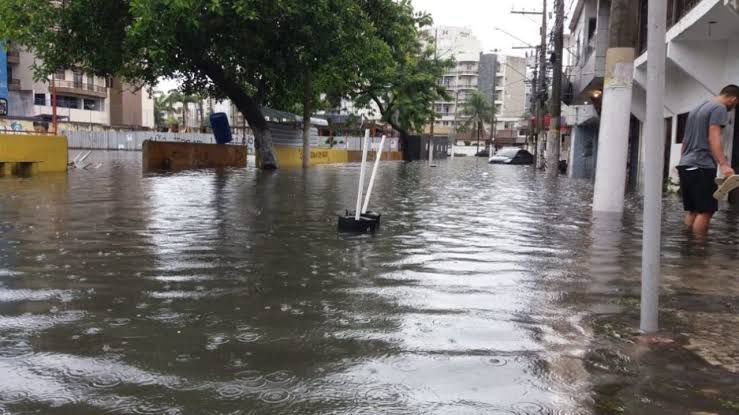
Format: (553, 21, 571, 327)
(668, 0, 702, 27)
(51, 79, 107, 97)
(638, 0, 702, 53)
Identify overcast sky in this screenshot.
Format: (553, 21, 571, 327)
(412, 0, 556, 56)
(158, 1, 561, 92)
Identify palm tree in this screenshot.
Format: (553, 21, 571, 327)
(460, 91, 494, 153)
(153, 92, 176, 130)
(168, 90, 201, 132)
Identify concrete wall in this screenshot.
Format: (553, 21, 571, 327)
(0, 134, 68, 173)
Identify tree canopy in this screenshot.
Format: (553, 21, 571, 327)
(0, 0, 450, 168)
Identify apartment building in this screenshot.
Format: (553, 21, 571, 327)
(563, 0, 610, 180)
(632, 0, 739, 193)
(493, 55, 528, 146)
(428, 26, 483, 136)
(2, 44, 154, 130)
(566, 0, 739, 191)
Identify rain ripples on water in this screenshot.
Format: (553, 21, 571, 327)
(1, 151, 737, 414)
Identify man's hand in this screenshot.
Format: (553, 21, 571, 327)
(720, 163, 735, 178)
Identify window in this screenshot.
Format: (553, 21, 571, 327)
(518, 129, 527, 137)
(87, 73, 95, 90)
(73, 71, 83, 88)
(587, 18, 597, 43)
(55, 69, 65, 80)
(504, 121, 515, 129)
(34, 93, 46, 106)
(83, 99, 100, 111)
(676, 112, 689, 144)
(57, 95, 79, 109)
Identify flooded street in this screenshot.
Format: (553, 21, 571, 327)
(1, 152, 737, 414)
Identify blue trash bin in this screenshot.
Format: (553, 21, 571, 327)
(210, 112, 233, 145)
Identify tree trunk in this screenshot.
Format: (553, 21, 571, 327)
(193, 57, 278, 169)
(476, 121, 481, 153)
(302, 69, 312, 169)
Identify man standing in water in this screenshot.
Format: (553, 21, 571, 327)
(678, 85, 739, 234)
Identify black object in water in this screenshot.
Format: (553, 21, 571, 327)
(337, 210, 381, 233)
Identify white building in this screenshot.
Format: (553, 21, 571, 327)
(493, 55, 528, 146)
(632, 0, 739, 191)
(429, 26, 483, 135)
(3, 45, 155, 129)
(566, 0, 739, 193)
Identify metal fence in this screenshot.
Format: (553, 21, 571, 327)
(65, 131, 225, 151)
(64, 130, 399, 153)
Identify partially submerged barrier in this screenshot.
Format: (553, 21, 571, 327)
(0, 134, 68, 176)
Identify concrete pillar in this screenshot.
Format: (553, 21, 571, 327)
(592, 48, 635, 213)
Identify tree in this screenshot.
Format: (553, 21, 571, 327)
(0, 0, 355, 169)
(166, 90, 201, 132)
(350, 0, 453, 152)
(153, 93, 174, 130)
(460, 91, 494, 153)
(265, 1, 383, 168)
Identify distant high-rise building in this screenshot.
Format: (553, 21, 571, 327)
(427, 26, 483, 136)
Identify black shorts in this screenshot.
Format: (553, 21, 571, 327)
(678, 167, 718, 213)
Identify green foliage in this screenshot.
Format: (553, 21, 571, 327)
(460, 91, 494, 142)
(0, 0, 446, 163)
(153, 93, 173, 129)
(350, 0, 453, 137)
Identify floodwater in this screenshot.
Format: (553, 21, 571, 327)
(0, 152, 737, 414)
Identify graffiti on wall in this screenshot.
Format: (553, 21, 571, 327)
(0, 119, 28, 133)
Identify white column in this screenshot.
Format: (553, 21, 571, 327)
(640, 0, 667, 334)
(592, 48, 635, 213)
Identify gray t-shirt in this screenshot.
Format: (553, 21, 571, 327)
(678, 99, 729, 169)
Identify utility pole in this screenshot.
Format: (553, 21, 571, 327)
(592, 0, 639, 213)
(641, 0, 667, 334)
(511, 6, 546, 163)
(52, 73, 58, 135)
(529, 49, 539, 153)
(546, 0, 565, 177)
(537, 0, 548, 169)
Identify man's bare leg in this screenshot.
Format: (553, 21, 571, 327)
(684, 212, 697, 228)
(691, 212, 714, 234)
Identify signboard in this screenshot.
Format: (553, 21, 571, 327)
(0, 40, 8, 116)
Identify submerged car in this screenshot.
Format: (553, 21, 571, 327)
(488, 148, 534, 165)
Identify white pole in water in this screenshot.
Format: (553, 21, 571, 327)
(362, 135, 386, 214)
(355, 129, 371, 221)
(640, 0, 667, 334)
(428, 135, 433, 164)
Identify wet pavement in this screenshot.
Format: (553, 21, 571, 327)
(0, 151, 737, 414)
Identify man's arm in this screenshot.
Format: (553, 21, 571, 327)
(708, 125, 735, 176)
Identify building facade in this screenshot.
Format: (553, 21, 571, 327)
(493, 55, 528, 147)
(632, 0, 739, 191)
(564, 0, 610, 179)
(566, 0, 739, 191)
(2, 44, 154, 130)
(429, 26, 483, 137)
